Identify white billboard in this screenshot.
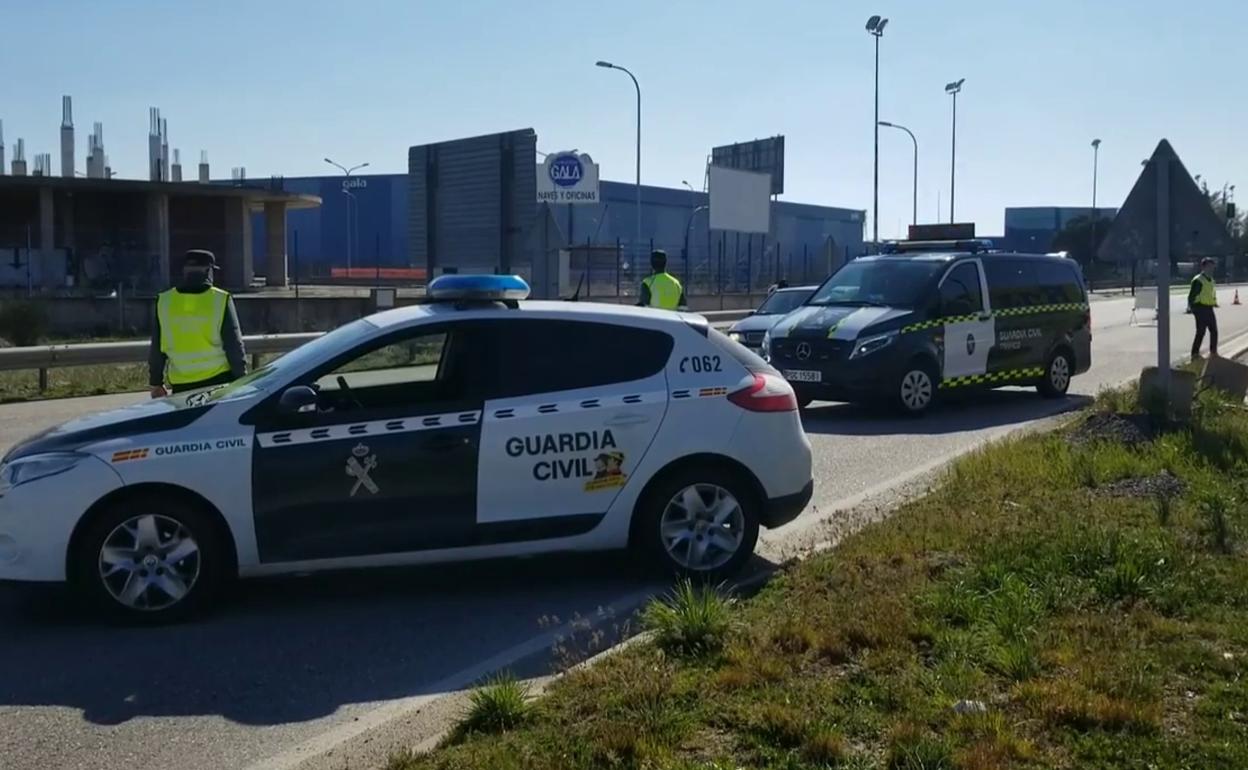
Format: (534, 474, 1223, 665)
(709, 165, 771, 234)
(536, 151, 600, 205)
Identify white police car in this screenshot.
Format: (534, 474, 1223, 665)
(0, 276, 813, 620)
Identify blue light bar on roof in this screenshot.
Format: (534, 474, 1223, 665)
(427, 274, 531, 301)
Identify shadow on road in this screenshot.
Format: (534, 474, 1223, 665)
(0, 552, 697, 727)
(801, 389, 1094, 437)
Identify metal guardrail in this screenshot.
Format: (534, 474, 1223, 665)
(0, 310, 753, 388)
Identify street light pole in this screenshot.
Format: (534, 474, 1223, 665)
(944, 79, 964, 224)
(597, 61, 642, 270)
(1090, 139, 1102, 263)
(866, 16, 888, 246)
(324, 157, 369, 274)
(879, 121, 917, 226)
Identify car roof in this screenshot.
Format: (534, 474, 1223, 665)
(364, 299, 700, 330)
(859, 251, 1074, 264)
(775, 285, 819, 293)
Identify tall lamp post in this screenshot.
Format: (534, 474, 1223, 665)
(1090, 139, 1102, 264)
(879, 121, 917, 227)
(944, 78, 964, 224)
(866, 15, 888, 246)
(596, 60, 642, 269)
(324, 157, 369, 273)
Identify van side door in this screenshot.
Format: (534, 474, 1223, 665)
(983, 259, 1043, 377)
(938, 260, 995, 381)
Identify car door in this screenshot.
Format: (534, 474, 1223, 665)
(939, 260, 995, 381)
(473, 317, 672, 536)
(983, 259, 1041, 376)
(248, 322, 483, 563)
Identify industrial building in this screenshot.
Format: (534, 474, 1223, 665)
(238, 128, 865, 295)
(1002, 206, 1117, 253)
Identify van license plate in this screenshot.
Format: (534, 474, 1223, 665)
(784, 369, 822, 383)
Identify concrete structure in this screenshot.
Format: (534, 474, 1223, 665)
(60, 96, 74, 178)
(1002, 206, 1117, 253)
(0, 176, 318, 292)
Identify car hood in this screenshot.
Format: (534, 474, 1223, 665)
(770, 305, 916, 341)
(728, 314, 788, 334)
(3, 395, 215, 463)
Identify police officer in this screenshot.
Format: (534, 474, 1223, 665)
(149, 249, 247, 397)
(637, 250, 687, 310)
(1188, 257, 1219, 361)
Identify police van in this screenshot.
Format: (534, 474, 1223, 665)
(763, 240, 1091, 414)
(0, 276, 813, 621)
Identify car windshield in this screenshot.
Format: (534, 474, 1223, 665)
(808, 260, 945, 309)
(206, 319, 379, 401)
(756, 289, 815, 315)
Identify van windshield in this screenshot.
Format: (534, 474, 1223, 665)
(808, 260, 945, 309)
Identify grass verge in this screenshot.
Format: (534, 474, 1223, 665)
(389, 385, 1248, 769)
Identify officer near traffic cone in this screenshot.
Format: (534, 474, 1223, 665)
(1188, 257, 1219, 361)
(637, 250, 688, 311)
(149, 249, 247, 397)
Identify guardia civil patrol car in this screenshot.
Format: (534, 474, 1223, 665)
(0, 276, 812, 621)
(763, 240, 1091, 414)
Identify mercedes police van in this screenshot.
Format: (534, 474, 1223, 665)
(0, 276, 813, 621)
(763, 240, 1091, 414)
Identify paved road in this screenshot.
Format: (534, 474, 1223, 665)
(3, 288, 1248, 770)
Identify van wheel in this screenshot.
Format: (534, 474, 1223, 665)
(636, 465, 760, 582)
(895, 361, 938, 416)
(72, 494, 226, 623)
(1038, 350, 1073, 398)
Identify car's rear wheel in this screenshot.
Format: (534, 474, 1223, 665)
(72, 494, 227, 623)
(895, 360, 938, 416)
(637, 465, 760, 582)
(1038, 349, 1073, 398)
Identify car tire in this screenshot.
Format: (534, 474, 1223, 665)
(636, 464, 760, 583)
(894, 360, 939, 416)
(71, 493, 228, 623)
(1038, 349, 1073, 398)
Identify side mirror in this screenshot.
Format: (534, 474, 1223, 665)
(278, 385, 318, 414)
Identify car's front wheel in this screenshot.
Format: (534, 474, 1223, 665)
(894, 360, 939, 416)
(72, 494, 228, 622)
(637, 465, 760, 582)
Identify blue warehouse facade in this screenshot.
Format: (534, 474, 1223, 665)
(242, 170, 864, 291)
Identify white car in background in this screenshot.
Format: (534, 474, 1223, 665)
(0, 276, 813, 621)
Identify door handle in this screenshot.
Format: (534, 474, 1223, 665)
(427, 435, 468, 452)
(605, 413, 651, 427)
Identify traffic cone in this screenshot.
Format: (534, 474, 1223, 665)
(1235, 289, 1242, 306)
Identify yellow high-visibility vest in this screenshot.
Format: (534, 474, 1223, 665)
(643, 272, 683, 310)
(1194, 274, 1218, 307)
(157, 287, 231, 385)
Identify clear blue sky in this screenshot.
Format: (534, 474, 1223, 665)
(4, 0, 1243, 239)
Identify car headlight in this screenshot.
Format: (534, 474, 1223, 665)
(761, 330, 772, 360)
(848, 330, 899, 360)
(728, 330, 744, 343)
(0, 452, 87, 493)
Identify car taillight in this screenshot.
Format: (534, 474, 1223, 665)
(727, 372, 798, 412)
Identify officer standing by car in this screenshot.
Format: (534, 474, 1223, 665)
(149, 249, 247, 397)
(637, 250, 688, 310)
(1188, 257, 1219, 360)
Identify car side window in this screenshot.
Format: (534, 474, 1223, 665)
(985, 260, 1041, 309)
(940, 262, 984, 316)
(1035, 261, 1084, 304)
(316, 332, 448, 392)
(472, 319, 674, 399)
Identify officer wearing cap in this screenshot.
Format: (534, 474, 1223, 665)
(149, 249, 247, 397)
(637, 250, 687, 311)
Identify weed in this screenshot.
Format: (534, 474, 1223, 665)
(802, 727, 849, 765)
(988, 639, 1042, 681)
(887, 722, 954, 769)
(1155, 490, 1174, 526)
(1018, 679, 1159, 734)
(1196, 489, 1237, 554)
(642, 579, 735, 658)
(455, 673, 531, 737)
(770, 620, 820, 655)
(752, 703, 809, 749)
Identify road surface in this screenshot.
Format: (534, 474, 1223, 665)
(2, 287, 1247, 770)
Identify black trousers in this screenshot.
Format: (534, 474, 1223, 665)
(171, 371, 236, 394)
(1192, 305, 1218, 358)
